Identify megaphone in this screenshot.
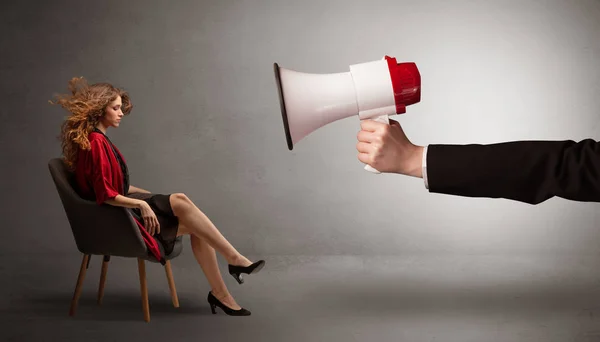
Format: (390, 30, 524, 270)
(273, 55, 421, 173)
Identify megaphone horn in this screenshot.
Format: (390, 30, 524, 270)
(273, 56, 421, 173)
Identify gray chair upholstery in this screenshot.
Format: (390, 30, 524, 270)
(48, 157, 183, 322)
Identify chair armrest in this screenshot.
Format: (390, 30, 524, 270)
(62, 196, 148, 258)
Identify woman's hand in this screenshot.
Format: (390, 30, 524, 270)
(138, 201, 160, 235)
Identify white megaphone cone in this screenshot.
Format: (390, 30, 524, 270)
(274, 55, 421, 173)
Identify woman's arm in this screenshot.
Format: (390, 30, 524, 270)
(105, 194, 145, 208)
(105, 195, 161, 234)
(128, 185, 151, 194)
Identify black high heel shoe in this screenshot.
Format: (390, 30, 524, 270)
(228, 260, 265, 284)
(207, 291, 251, 316)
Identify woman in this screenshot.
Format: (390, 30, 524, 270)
(51, 77, 265, 316)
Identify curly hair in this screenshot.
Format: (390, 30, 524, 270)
(50, 77, 133, 170)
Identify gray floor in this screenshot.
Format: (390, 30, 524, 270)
(4, 249, 600, 342)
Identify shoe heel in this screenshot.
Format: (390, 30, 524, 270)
(210, 303, 217, 314)
(231, 273, 244, 284)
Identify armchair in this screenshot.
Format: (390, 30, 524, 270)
(48, 158, 183, 322)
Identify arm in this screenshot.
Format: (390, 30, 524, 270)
(105, 194, 145, 209)
(426, 139, 600, 204)
(357, 119, 600, 204)
(88, 140, 121, 205)
(104, 194, 161, 235)
(128, 185, 151, 194)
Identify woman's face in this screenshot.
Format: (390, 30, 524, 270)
(100, 96, 124, 128)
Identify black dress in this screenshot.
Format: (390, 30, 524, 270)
(94, 128, 180, 257)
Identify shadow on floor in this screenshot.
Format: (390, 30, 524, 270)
(21, 291, 213, 322)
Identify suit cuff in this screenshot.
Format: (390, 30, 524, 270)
(422, 145, 429, 189)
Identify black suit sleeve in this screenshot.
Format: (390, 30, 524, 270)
(426, 139, 600, 204)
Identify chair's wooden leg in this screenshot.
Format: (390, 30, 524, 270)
(164, 260, 179, 308)
(69, 254, 90, 316)
(137, 258, 150, 322)
(97, 255, 110, 305)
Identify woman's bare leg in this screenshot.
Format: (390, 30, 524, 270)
(170, 193, 252, 267)
(177, 225, 241, 310)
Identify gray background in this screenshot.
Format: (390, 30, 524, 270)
(4, 0, 599, 257)
(2, 0, 600, 341)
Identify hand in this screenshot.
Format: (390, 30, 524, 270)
(356, 118, 424, 177)
(138, 201, 160, 235)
